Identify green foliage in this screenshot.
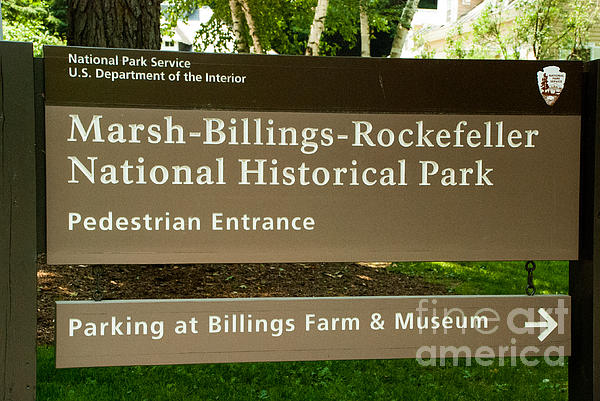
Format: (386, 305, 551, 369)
(162, 0, 315, 54)
(320, 0, 361, 55)
(412, 30, 435, 58)
(3, 0, 48, 24)
(512, 0, 600, 60)
(513, 0, 566, 60)
(47, 0, 67, 38)
(4, 20, 64, 56)
(3, 0, 67, 38)
(193, 17, 237, 53)
(318, 0, 407, 56)
(248, 0, 314, 55)
(444, 0, 600, 60)
(444, 1, 520, 60)
(161, 0, 404, 55)
(162, 1, 233, 51)
(561, 0, 599, 60)
(2, 0, 66, 55)
(471, 0, 521, 59)
(444, 24, 475, 59)
(368, 0, 403, 33)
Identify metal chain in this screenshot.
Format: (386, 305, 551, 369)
(92, 265, 103, 302)
(525, 260, 536, 296)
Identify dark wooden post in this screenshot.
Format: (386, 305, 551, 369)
(570, 59, 600, 401)
(0, 42, 37, 401)
(34, 58, 46, 254)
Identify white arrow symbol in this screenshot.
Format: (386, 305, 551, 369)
(525, 308, 558, 342)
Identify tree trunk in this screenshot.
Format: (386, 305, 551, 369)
(305, 0, 329, 56)
(238, 0, 262, 53)
(360, 1, 370, 57)
(68, 0, 161, 49)
(389, 0, 420, 58)
(229, 0, 250, 53)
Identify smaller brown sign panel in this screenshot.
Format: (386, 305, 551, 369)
(56, 296, 570, 368)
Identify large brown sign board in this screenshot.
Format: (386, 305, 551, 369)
(44, 46, 582, 263)
(56, 295, 571, 368)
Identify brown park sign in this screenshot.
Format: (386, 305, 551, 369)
(55, 295, 571, 368)
(44, 46, 582, 263)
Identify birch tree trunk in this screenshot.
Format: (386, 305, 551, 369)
(389, 0, 420, 58)
(305, 0, 329, 56)
(229, 0, 250, 53)
(360, 1, 370, 57)
(238, 0, 263, 53)
(68, 0, 161, 49)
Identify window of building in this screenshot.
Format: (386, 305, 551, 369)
(178, 43, 193, 52)
(187, 8, 200, 21)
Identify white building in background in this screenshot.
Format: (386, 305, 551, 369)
(403, 0, 600, 59)
(410, 0, 466, 28)
(160, 5, 276, 54)
(160, 5, 234, 52)
(402, 0, 515, 59)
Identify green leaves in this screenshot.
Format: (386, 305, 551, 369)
(4, 20, 64, 56)
(445, 0, 599, 60)
(2, 0, 66, 55)
(161, 0, 405, 56)
(3, 0, 66, 38)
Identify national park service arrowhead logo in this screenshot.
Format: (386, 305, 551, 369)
(537, 66, 566, 106)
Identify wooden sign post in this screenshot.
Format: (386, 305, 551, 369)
(569, 60, 600, 401)
(0, 42, 37, 401)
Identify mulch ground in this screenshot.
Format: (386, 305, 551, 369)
(37, 257, 448, 345)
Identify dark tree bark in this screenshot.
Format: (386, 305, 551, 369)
(68, 0, 162, 49)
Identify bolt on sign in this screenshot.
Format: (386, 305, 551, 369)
(55, 296, 571, 368)
(44, 46, 581, 264)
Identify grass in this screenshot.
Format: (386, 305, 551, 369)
(388, 261, 569, 295)
(38, 349, 568, 401)
(37, 261, 570, 400)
